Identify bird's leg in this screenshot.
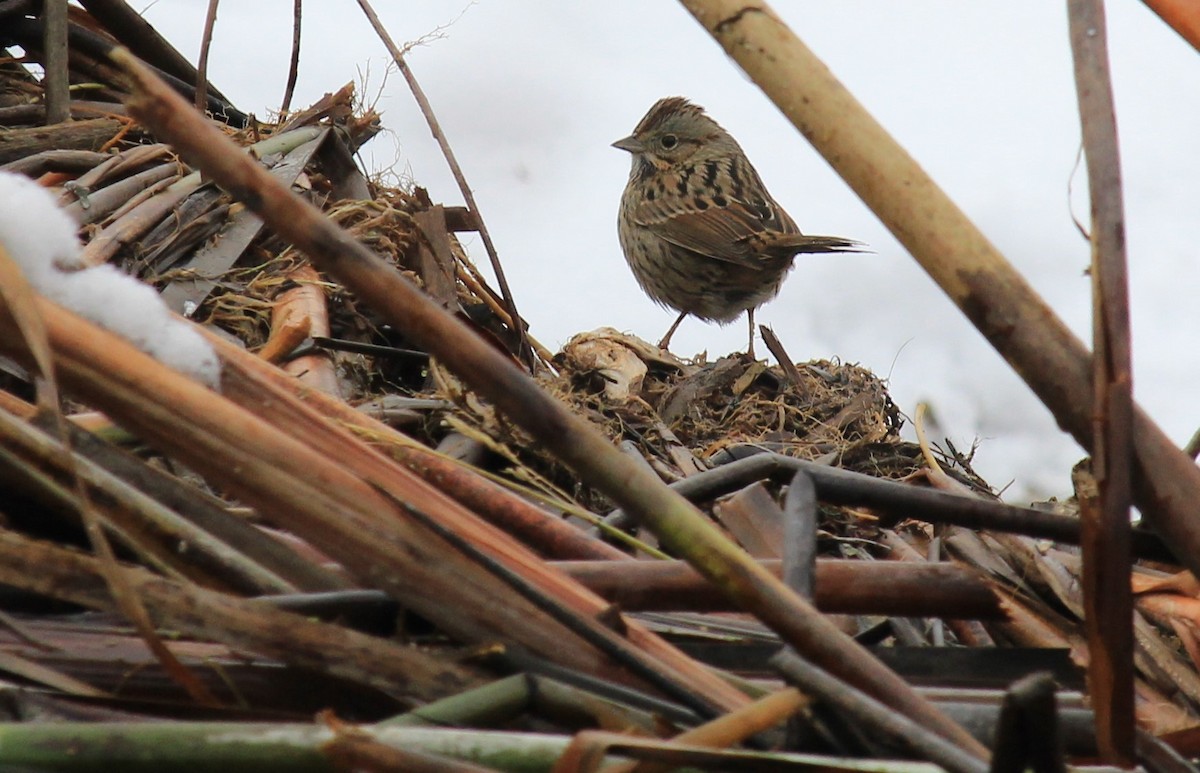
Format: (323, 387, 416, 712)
(746, 309, 757, 359)
(657, 311, 688, 351)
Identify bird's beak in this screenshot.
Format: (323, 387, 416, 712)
(611, 135, 643, 153)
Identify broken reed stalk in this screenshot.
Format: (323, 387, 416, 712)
(272, 264, 339, 396)
(110, 48, 987, 759)
(258, 275, 314, 363)
(1067, 0, 1136, 762)
(41, 0, 70, 124)
(353, 0, 533, 370)
(677, 0, 1200, 582)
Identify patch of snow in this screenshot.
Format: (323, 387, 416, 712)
(0, 171, 220, 387)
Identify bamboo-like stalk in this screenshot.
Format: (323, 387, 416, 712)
(383, 675, 534, 729)
(0, 722, 953, 773)
(60, 142, 172, 198)
(677, 0, 1200, 581)
(1068, 0, 1135, 762)
(604, 453, 1174, 563)
(555, 559, 1002, 618)
(79, 175, 201, 266)
(108, 47, 985, 758)
(78, 126, 320, 266)
(0, 234, 216, 706)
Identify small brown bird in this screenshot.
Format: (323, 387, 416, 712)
(614, 97, 862, 357)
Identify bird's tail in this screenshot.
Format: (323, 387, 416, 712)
(746, 232, 867, 257)
(780, 234, 867, 254)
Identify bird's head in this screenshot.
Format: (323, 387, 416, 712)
(613, 97, 739, 173)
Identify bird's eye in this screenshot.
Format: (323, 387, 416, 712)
(659, 134, 678, 150)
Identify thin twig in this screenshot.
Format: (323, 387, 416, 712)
(279, 0, 302, 117)
(194, 0, 219, 113)
(353, 0, 534, 370)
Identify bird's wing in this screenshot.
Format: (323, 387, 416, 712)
(634, 195, 864, 264)
(632, 194, 788, 268)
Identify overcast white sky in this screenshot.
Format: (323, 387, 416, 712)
(143, 2, 1200, 501)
